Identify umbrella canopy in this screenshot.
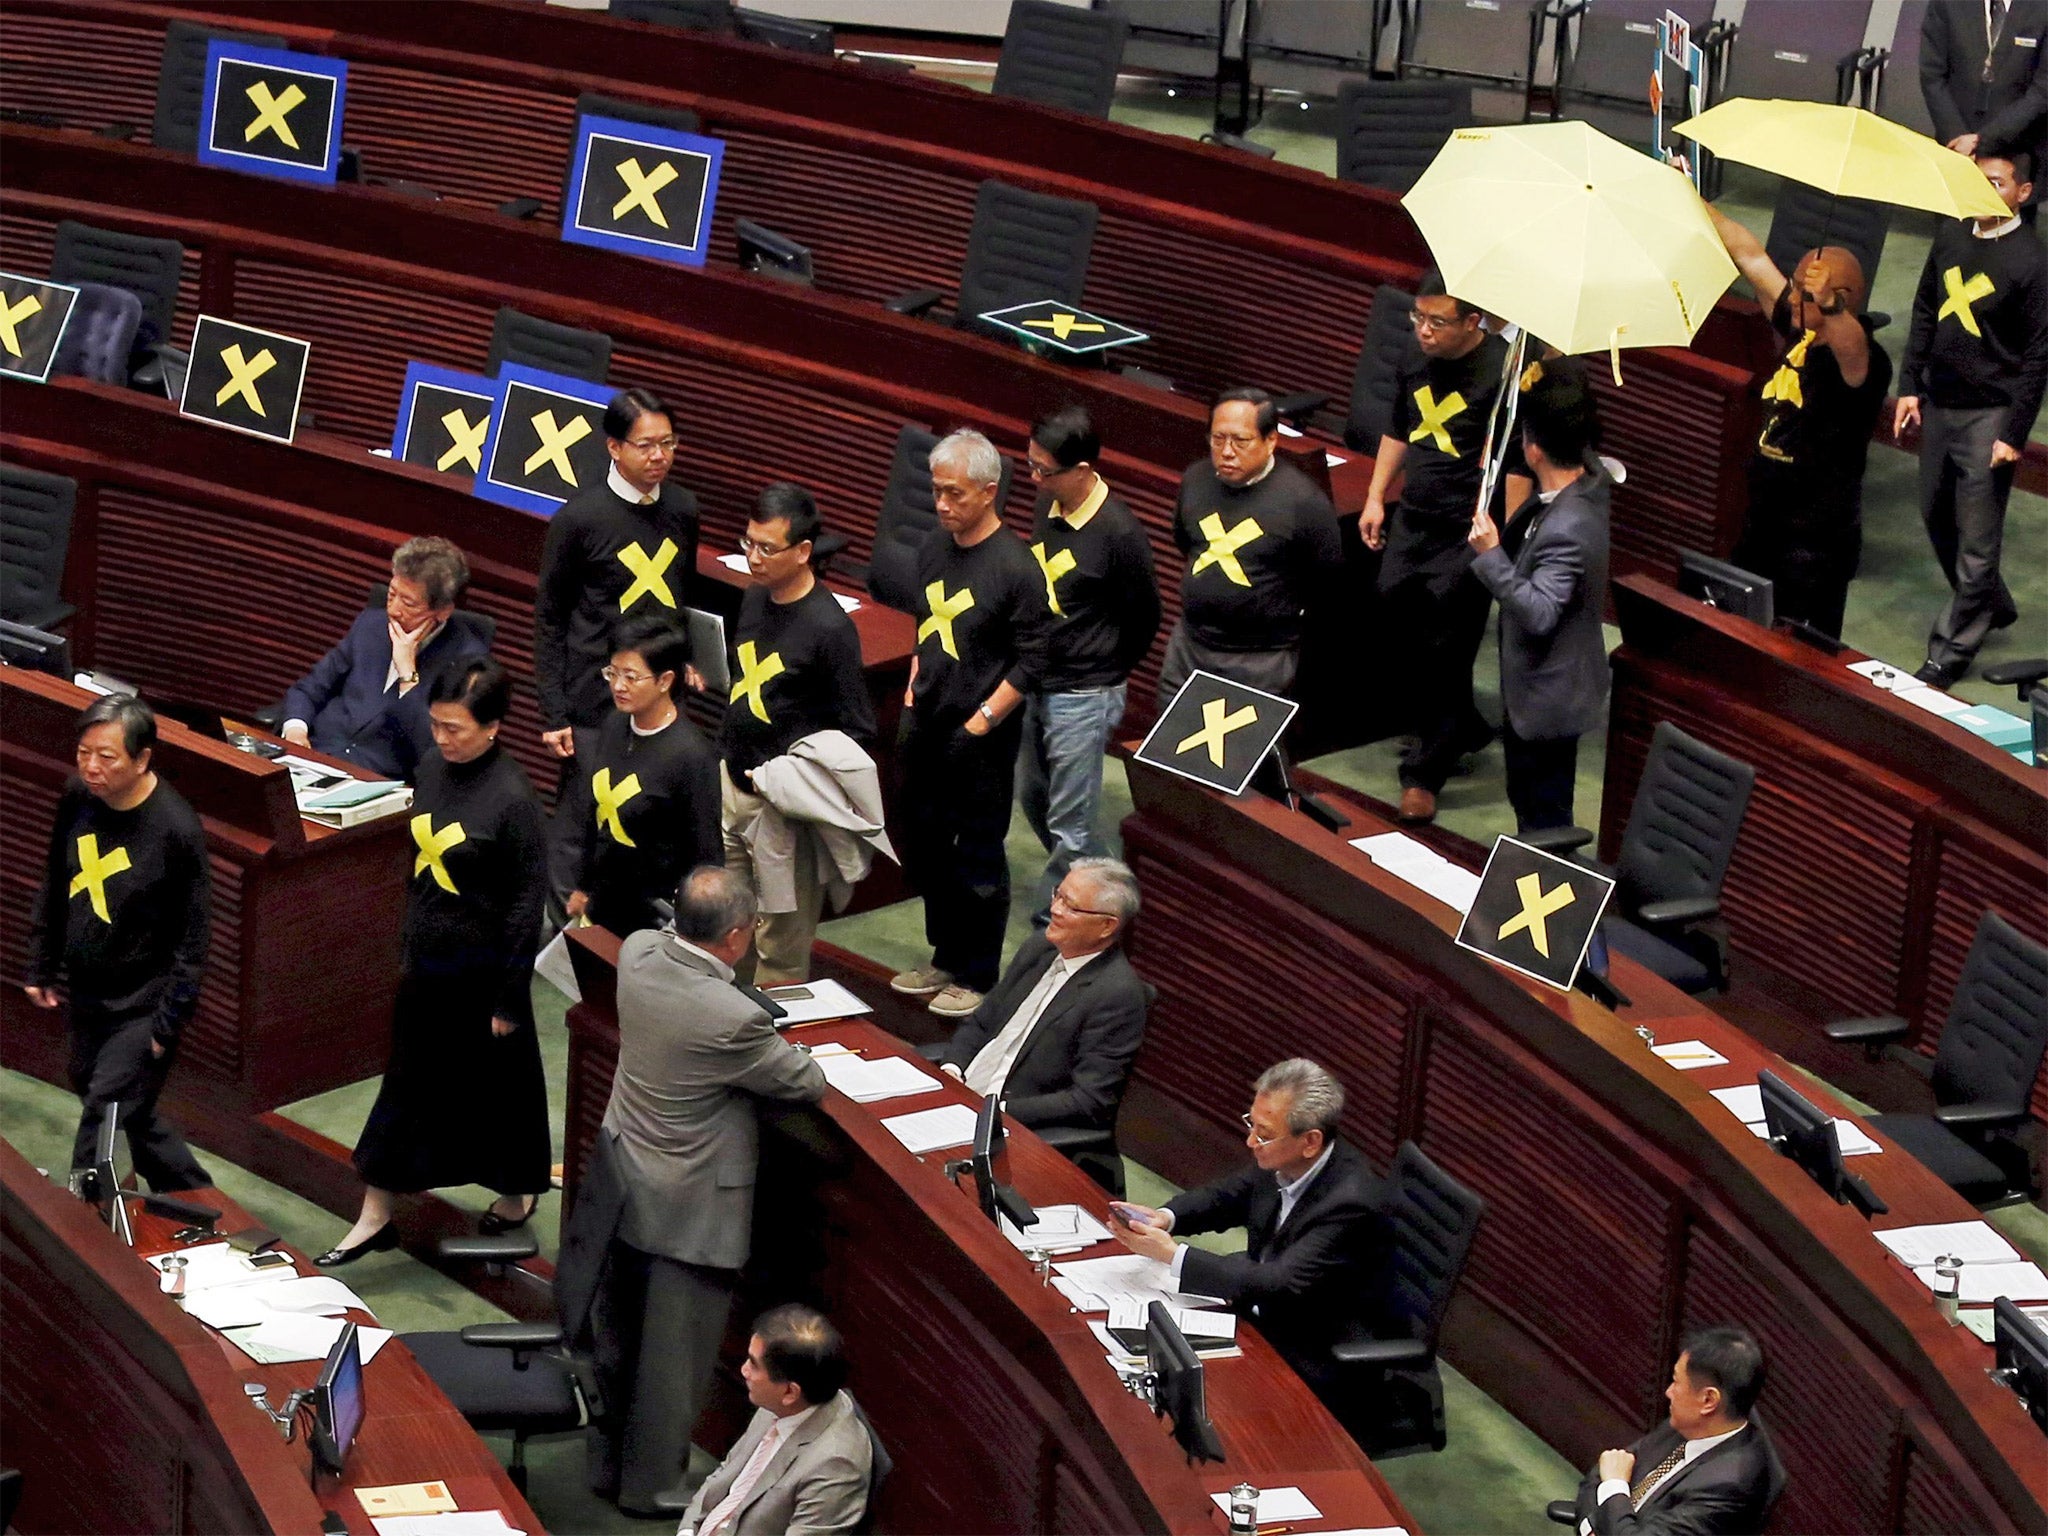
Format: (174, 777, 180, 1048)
(1400, 119, 1736, 358)
(1674, 98, 2010, 220)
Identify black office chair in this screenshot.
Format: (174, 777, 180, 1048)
(0, 465, 77, 632)
(0, 1467, 20, 1533)
(1331, 1140, 1484, 1457)
(1982, 657, 2048, 703)
(1268, 282, 1417, 436)
(49, 220, 186, 385)
(1543, 1415, 1785, 1526)
(402, 1233, 603, 1494)
(608, 0, 736, 32)
(1763, 182, 1892, 307)
(1525, 722, 1757, 993)
(992, 0, 1130, 119)
(1826, 911, 2048, 1207)
(735, 6, 834, 54)
(144, 18, 286, 153)
(1334, 79, 1471, 195)
(485, 306, 614, 385)
(50, 282, 142, 386)
(835, 424, 1018, 613)
(844, 1393, 893, 1535)
(250, 582, 499, 730)
(887, 180, 1099, 345)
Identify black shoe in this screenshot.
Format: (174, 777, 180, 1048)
(313, 1222, 399, 1267)
(618, 1487, 694, 1518)
(1914, 659, 1963, 689)
(478, 1197, 537, 1236)
(1991, 601, 2021, 632)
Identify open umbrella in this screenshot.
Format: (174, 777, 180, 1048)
(1673, 99, 2010, 220)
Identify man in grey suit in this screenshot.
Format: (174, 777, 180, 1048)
(1467, 369, 1610, 833)
(586, 865, 826, 1516)
(681, 1304, 875, 1536)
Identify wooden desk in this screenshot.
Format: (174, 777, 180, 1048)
(1605, 575, 2048, 1124)
(559, 926, 1412, 1535)
(0, 1136, 541, 1534)
(1116, 755, 2045, 1535)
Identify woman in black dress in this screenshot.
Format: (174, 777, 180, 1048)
(317, 658, 552, 1265)
(565, 614, 720, 937)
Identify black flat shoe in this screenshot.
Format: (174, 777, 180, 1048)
(313, 1222, 399, 1267)
(478, 1197, 537, 1236)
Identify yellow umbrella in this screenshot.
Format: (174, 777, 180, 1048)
(1400, 119, 1736, 361)
(1674, 98, 2010, 220)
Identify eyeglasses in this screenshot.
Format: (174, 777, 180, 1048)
(738, 535, 794, 557)
(625, 435, 679, 454)
(601, 666, 655, 685)
(1050, 888, 1115, 918)
(1208, 433, 1261, 450)
(1410, 310, 1467, 334)
(1240, 1112, 1287, 1147)
(1027, 458, 1078, 481)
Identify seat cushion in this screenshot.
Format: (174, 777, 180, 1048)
(1868, 1115, 2012, 1204)
(1606, 918, 1714, 994)
(401, 1331, 582, 1431)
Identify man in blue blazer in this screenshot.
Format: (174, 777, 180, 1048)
(281, 537, 492, 781)
(1468, 369, 1611, 832)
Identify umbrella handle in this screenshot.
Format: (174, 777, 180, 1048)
(1474, 327, 1529, 522)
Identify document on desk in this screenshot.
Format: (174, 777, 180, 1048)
(148, 1241, 292, 1292)
(763, 977, 873, 1024)
(1349, 831, 1481, 914)
(182, 1275, 366, 1330)
(1710, 1085, 1764, 1124)
(814, 1051, 935, 1103)
(1106, 1297, 1235, 1340)
(1911, 1259, 2048, 1304)
(371, 1514, 524, 1536)
(879, 1102, 979, 1155)
(1051, 1253, 1224, 1312)
(1963, 1302, 2048, 1343)
(1874, 1221, 2022, 1269)
(1209, 1486, 1323, 1523)
(999, 1203, 1112, 1254)
(1650, 1040, 1728, 1070)
(227, 1311, 394, 1365)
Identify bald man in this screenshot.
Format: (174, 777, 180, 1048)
(1709, 211, 1894, 639)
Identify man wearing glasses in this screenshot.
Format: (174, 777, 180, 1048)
(934, 858, 1150, 1190)
(534, 388, 702, 899)
(1160, 387, 1341, 699)
(1362, 271, 1525, 826)
(1109, 1058, 1387, 1403)
(718, 483, 877, 983)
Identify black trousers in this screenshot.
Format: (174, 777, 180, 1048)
(546, 721, 604, 902)
(1392, 574, 1495, 793)
(67, 1003, 207, 1192)
(900, 713, 1023, 993)
(1502, 725, 1581, 834)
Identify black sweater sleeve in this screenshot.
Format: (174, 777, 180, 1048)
(152, 814, 211, 1046)
(1001, 553, 1055, 697)
(494, 791, 549, 1028)
(1900, 243, 1943, 400)
(533, 511, 584, 731)
(26, 785, 86, 988)
(1111, 519, 1163, 677)
(2008, 255, 2048, 443)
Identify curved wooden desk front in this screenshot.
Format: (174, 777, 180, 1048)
(1117, 757, 2045, 1535)
(1605, 575, 2048, 1126)
(558, 927, 1412, 1536)
(4, 0, 1760, 581)
(0, 1137, 543, 1534)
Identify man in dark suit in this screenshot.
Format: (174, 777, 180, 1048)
(280, 536, 491, 781)
(1108, 1058, 1387, 1401)
(1922, 0, 2048, 178)
(935, 857, 1149, 1146)
(1467, 368, 1610, 833)
(1569, 1327, 1784, 1536)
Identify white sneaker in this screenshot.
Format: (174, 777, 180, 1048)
(927, 984, 984, 1019)
(890, 965, 952, 997)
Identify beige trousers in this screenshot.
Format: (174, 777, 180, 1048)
(719, 761, 825, 985)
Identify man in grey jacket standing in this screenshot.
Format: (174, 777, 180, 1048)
(1467, 370, 1611, 834)
(587, 864, 826, 1516)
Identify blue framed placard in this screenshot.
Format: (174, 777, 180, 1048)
(198, 41, 346, 186)
(392, 362, 498, 477)
(561, 114, 724, 268)
(474, 363, 615, 516)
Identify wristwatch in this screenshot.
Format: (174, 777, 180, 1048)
(399, 671, 421, 686)
(978, 703, 997, 724)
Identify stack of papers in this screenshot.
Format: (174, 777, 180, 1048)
(229, 1312, 395, 1366)
(1350, 831, 1481, 914)
(1650, 1040, 1728, 1070)
(1874, 1221, 2021, 1269)
(997, 1203, 1111, 1255)
(182, 1274, 366, 1330)
(809, 1046, 936, 1104)
(879, 1103, 979, 1154)
(371, 1514, 524, 1536)
(1050, 1253, 1222, 1314)
(763, 978, 873, 1026)
(1107, 1298, 1235, 1340)
(1209, 1487, 1323, 1523)
(1708, 1085, 1881, 1155)
(1909, 1260, 2048, 1305)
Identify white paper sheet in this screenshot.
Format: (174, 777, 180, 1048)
(182, 1275, 366, 1330)
(1050, 1253, 1223, 1313)
(149, 1242, 293, 1292)
(1874, 1221, 2023, 1269)
(833, 592, 861, 612)
(999, 1203, 1112, 1252)
(879, 1103, 979, 1155)
(1349, 832, 1480, 913)
(1911, 1260, 2048, 1304)
(1209, 1486, 1323, 1522)
(1105, 1298, 1236, 1339)
(1650, 1040, 1728, 1070)
(371, 1514, 524, 1536)
(1710, 1085, 1764, 1124)
(763, 977, 873, 1025)
(226, 1312, 393, 1365)
(1892, 685, 1973, 719)
(717, 552, 751, 573)
(814, 1052, 936, 1103)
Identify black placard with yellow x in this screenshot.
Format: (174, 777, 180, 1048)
(473, 363, 615, 515)
(976, 300, 1148, 357)
(1135, 669, 1297, 797)
(0, 272, 79, 383)
(1454, 836, 1616, 992)
(178, 313, 311, 444)
(197, 42, 345, 185)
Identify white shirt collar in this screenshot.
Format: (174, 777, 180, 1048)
(1238, 456, 1277, 488)
(767, 1401, 818, 1439)
(1684, 1422, 1747, 1462)
(1276, 1139, 1335, 1197)
(1975, 214, 2023, 240)
(608, 462, 656, 505)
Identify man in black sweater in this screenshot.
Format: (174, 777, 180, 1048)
(1161, 387, 1340, 700)
(1018, 407, 1160, 923)
(1896, 151, 2048, 686)
(25, 695, 210, 1191)
(533, 387, 701, 898)
(719, 482, 877, 984)
(891, 429, 1052, 1020)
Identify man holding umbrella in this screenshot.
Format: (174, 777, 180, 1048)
(1708, 207, 1893, 639)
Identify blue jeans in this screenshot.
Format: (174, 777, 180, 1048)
(1017, 684, 1126, 921)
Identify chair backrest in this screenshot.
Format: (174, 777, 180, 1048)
(867, 424, 1017, 612)
(49, 221, 186, 350)
(1561, 0, 1714, 104)
(1345, 284, 1419, 451)
(1377, 1140, 1485, 1353)
(50, 282, 143, 385)
(844, 1392, 892, 1536)
(1764, 182, 1891, 299)
(1720, 0, 1873, 105)
(1615, 722, 1757, 908)
(734, 6, 834, 54)
(153, 18, 286, 154)
(0, 465, 78, 630)
(993, 0, 1130, 118)
(1402, 0, 1549, 87)
(1931, 910, 2048, 1112)
(954, 180, 1099, 341)
(608, 0, 736, 32)
(1335, 78, 1470, 193)
(486, 306, 614, 385)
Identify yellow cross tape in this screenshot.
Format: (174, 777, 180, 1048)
(1188, 513, 1263, 588)
(1937, 266, 1996, 338)
(1176, 696, 1259, 767)
(1022, 312, 1106, 341)
(411, 814, 466, 894)
(1496, 871, 1575, 958)
(524, 409, 592, 484)
(918, 581, 976, 659)
(1409, 386, 1469, 454)
(729, 641, 786, 723)
(612, 157, 679, 228)
(244, 80, 305, 148)
(68, 834, 131, 923)
(591, 767, 642, 846)
(215, 343, 277, 415)
(1760, 331, 1813, 412)
(617, 538, 679, 610)
(0, 292, 43, 358)
(436, 408, 488, 473)
(1032, 542, 1077, 615)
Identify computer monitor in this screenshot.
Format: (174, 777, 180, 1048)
(2032, 691, 2046, 767)
(735, 6, 835, 54)
(971, 1093, 1038, 1230)
(309, 1320, 365, 1475)
(1145, 1301, 1225, 1464)
(89, 1102, 136, 1245)
(0, 618, 72, 677)
(1676, 550, 1774, 627)
(1992, 1297, 2048, 1433)
(1756, 1069, 1885, 1218)
(734, 218, 815, 286)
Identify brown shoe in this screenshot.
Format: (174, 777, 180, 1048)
(1397, 786, 1437, 824)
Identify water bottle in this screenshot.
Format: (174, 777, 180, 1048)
(1228, 1482, 1259, 1534)
(1934, 1254, 1962, 1325)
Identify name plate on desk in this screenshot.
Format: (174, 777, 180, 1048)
(1454, 836, 1615, 992)
(0, 272, 78, 383)
(473, 363, 613, 515)
(197, 42, 347, 186)
(562, 114, 724, 269)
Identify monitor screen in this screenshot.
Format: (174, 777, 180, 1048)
(1993, 1297, 2048, 1433)
(971, 1092, 1003, 1221)
(2032, 692, 2046, 767)
(734, 217, 815, 286)
(1757, 1069, 1844, 1201)
(1676, 551, 1774, 627)
(1145, 1301, 1225, 1463)
(0, 618, 72, 678)
(311, 1321, 364, 1474)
